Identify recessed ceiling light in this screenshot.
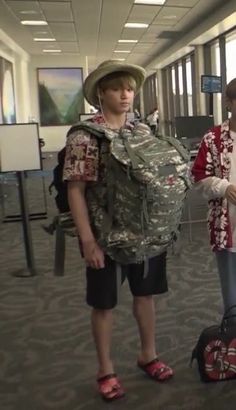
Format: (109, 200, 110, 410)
(21, 20, 48, 26)
(20, 10, 38, 15)
(113, 58, 126, 61)
(118, 39, 138, 43)
(34, 38, 56, 42)
(35, 31, 48, 35)
(114, 50, 131, 53)
(125, 23, 149, 28)
(134, 0, 166, 4)
(163, 15, 177, 19)
(43, 49, 61, 53)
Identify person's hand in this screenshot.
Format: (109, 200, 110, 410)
(82, 240, 105, 269)
(225, 184, 236, 205)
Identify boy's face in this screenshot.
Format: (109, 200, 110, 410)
(99, 85, 134, 114)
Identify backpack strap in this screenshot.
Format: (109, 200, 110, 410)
(158, 135, 190, 161)
(67, 121, 109, 140)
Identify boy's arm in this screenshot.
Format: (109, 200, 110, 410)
(68, 180, 105, 269)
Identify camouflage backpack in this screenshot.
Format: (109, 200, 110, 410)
(67, 121, 191, 264)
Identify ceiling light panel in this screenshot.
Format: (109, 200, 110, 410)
(40, 1, 73, 22)
(34, 37, 56, 41)
(43, 49, 61, 53)
(114, 50, 131, 53)
(21, 20, 48, 25)
(118, 39, 138, 43)
(125, 23, 149, 28)
(134, 0, 166, 4)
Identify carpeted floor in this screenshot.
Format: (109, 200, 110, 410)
(1, 154, 236, 410)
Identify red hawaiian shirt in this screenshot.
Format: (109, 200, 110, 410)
(191, 119, 233, 251)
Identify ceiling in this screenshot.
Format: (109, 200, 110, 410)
(0, 0, 230, 70)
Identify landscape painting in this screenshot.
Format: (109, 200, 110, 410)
(38, 67, 84, 126)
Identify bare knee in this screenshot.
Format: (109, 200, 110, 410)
(92, 308, 113, 319)
(134, 295, 153, 306)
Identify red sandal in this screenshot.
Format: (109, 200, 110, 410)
(97, 373, 125, 401)
(138, 358, 174, 382)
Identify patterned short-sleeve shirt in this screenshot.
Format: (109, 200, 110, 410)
(63, 113, 133, 183)
(63, 114, 108, 182)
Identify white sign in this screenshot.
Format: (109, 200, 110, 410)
(0, 123, 41, 172)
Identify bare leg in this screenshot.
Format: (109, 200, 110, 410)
(91, 308, 114, 377)
(133, 295, 157, 364)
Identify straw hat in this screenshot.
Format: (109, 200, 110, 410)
(83, 59, 146, 107)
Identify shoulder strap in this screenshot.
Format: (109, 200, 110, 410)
(158, 134, 190, 161)
(66, 121, 106, 139)
(66, 121, 122, 142)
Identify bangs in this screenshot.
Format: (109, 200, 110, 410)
(98, 71, 137, 92)
(226, 78, 236, 100)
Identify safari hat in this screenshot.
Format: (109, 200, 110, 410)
(83, 59, 146, 107)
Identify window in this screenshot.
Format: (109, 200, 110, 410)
(226, 32, 236, 83)
(186, 58, 193, 116)
(211, 41, 222, 123)
(178, 63, 184, 115)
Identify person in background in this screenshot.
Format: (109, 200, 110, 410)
(191, 78, 236, 320)
(146, 107, 159, 135)
(134, 107, 141, 121)
(63, 60, 173, 402)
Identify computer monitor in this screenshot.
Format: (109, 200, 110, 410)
(201, 75, 222, 93)
(175, 115, 214, 151)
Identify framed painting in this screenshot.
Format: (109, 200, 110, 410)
(0, 56, 16, 124)
(37, 67, 84, 126)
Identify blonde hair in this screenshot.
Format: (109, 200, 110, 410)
(98, 71, 137, 93)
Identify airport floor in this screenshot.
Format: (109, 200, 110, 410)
(1, 154, 236, 410)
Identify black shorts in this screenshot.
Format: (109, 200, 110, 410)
(86, 252, 168, 309)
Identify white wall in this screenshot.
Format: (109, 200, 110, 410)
(0, 30, 89, 152)
(29, 55, 88, 152)
(0, 29, 30, 124)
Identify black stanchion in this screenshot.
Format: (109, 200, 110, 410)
(12, 171, 37, 277)
(209, 93, 214, 116)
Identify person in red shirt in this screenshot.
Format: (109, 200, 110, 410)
(63, 60, 173, 401)
(192, 78, 236, 321)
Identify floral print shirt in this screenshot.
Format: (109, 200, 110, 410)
(191, 119, 234, 251)
(63, 113, 133, 183)
(63, 114, 108, 183)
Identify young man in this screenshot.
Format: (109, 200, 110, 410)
(192, 78, 236, 321)
(63, 60, 173, 401)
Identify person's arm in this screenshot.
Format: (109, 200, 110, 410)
(192, 130, 236, 203)
(68, 180, 105, 269)
(195, 176, 230, 200)
(63, 129, 104, 269)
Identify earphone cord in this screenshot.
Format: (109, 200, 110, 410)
(98, 94, 127, 130)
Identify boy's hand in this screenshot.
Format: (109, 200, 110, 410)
(225, 184, 236, 205)
(82, 240, 105, 269)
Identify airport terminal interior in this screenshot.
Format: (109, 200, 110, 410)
(1, 0, 236, 409)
